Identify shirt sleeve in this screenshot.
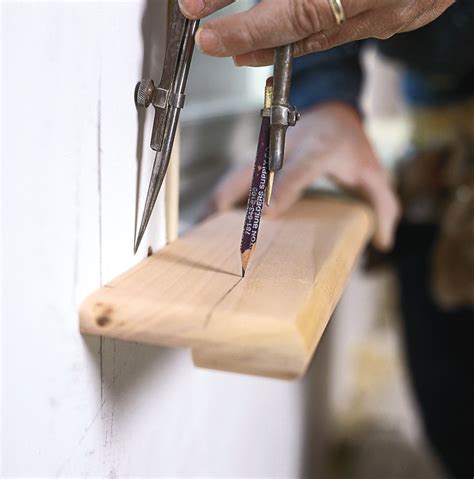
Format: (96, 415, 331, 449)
(290, 41, 364, 112)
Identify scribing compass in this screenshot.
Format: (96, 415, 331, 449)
(134, 1, 299, 263)
(134, 1, 199, 253)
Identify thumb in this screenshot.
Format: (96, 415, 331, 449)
(209, 163, 253, 213)
(195, 0, 337, 57)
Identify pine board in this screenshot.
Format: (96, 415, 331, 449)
(80, 197, 373, 379)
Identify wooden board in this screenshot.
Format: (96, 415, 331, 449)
(80, 197, 373, 379)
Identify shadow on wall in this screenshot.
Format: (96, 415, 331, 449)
(82, 333, 181, 405)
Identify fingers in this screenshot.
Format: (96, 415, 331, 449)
(291, 11, 381, 59)
(178, 0, 234, 20)
(232, 16, 369, 67)
(357, 169, 400, 251)
(232, 16, 371, 66)
(232, 10, 388, 66)
(397, 0, 455, 33)
(195, 1, 299, 58)
(183, 0, 453, 63)
(233, 4, 448, 67)
(210, 154, 400, 251)
(300, 1, 455, 56)
(195, 0, 339, 58)
(264, 156, 400, 251)
(209, 164, 253, 213)
(266, 157, 322, 218)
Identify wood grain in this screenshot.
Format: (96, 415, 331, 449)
(80, 197, 374, 379)
(165, 126, 180, 243)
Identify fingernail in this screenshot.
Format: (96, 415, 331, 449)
(178, 0, 205, 18)
(375, 227, 393, 252)
(232, 56, 243, 67)
(196, 27, 223, 55)
(234, 53, 256, 67)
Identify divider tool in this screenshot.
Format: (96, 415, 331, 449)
(134, 1, 199, 253)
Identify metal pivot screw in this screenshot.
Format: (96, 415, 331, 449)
(135, 78, 155, 108)
(288, 108, 301, 127)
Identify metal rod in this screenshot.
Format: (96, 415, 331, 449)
(268, 44, 294, 173)
(272, 44, 293, 106)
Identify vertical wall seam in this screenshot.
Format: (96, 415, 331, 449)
(97, 76, 104, 405)
(97, 94, 103, 286)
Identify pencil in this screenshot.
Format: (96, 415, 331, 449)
(240, 78, 273, 276)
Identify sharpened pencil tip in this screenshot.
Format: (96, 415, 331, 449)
(240, 250, 250, 277)
(265, 171, 275, 206)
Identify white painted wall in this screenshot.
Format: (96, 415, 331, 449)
(1, 2, 311, 476)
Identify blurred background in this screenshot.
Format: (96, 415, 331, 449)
(1, 1, 460, 477)
(179, 6, 444, 479)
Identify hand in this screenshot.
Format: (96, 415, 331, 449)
(210, 102, 400, 250)
(179, 0, 454, 66)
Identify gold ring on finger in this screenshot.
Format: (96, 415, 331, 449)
(328, 0, 346, 25)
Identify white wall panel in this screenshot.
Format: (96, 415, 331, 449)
(2, 2, 308, 477)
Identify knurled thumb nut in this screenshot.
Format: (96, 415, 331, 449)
(135, 78, 155, 108)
